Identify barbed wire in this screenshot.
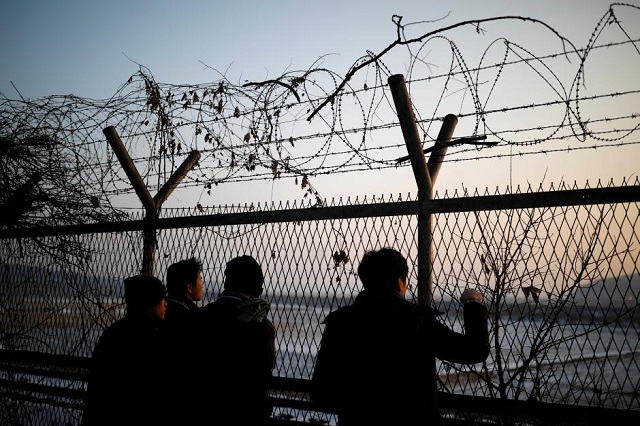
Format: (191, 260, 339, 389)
(1, 3, 638, 218)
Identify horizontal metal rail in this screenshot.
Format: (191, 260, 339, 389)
(2, 186, 638, 239)
(1, 350, 638, 425)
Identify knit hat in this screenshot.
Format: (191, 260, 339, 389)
(124, 274, 167, 311)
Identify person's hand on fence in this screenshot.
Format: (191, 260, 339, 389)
(460, 288, 483, 305)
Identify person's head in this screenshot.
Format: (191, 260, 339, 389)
(223, 255, 264, 297)
(357, 247, 409, 297)
(166, 257, 204, 302)
(124, 274, 167, 319)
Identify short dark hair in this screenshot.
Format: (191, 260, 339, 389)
(357, 247, 408, 293)
(224, 255, 264, 296)
(166, 257, 202, 297)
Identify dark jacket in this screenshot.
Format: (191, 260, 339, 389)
(311, 290, 490, 426)
(198, 290, 276, 426)
(162, 296, 200, 353)
(82, 311, 167, 426)
(162, 296, 200, 424)
(165, 296, 199, 327)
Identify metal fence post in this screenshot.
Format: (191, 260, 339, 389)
(103, 126, 200, 275)
(388, 75, 458, 307)
(388, 74, 433, 307)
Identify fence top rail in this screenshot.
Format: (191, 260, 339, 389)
(1, 185, 638, 239)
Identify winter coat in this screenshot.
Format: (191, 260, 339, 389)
(162, 296, 200, 356)
(311, 290, 490, 426)
(197, 290, 276, 426)
(82, 311, 167, 426)
(164, 296, 199, 328)
(161, 296, 201, 424)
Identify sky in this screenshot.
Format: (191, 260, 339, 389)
(1, 0, 639, 208)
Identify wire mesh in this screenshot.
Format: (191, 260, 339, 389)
(1, 181, 639, 424)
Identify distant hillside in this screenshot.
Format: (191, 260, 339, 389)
(1, 263, 114, 298)
(574, 275, 640, 307)
(558, 275, 639, 324)
(3, 263, 638, 315)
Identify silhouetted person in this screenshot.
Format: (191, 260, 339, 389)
(311, 247, 490, 426)
(82, 274, 168, 426)
(162, 257, 204, 424)
(165, 256, 203, 327)
(198, 255, 276, 426)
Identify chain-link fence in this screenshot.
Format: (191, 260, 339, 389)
(1, 179, 639, 424)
